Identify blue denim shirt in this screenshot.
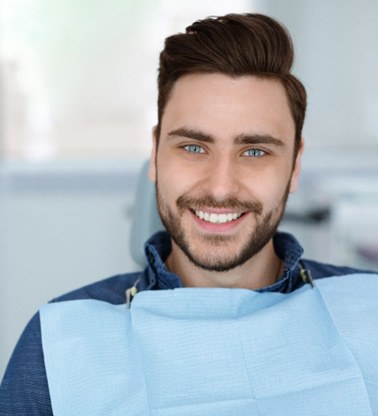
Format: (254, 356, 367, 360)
(0, 231, 373, 415)
(142, 231, 364, 293)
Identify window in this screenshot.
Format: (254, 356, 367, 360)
(0, 0, 252, 161)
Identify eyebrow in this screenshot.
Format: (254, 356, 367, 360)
(168, 128, 215, 143)
(168, 127, 285, 147)
(234, 133, 285, 147)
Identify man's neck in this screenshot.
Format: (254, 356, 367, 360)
(165, 240, 282, 290)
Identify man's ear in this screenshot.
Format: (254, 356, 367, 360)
(289, 139, 304, 193)
(148, 126, 158, 182)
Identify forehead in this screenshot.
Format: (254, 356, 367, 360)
(160, 73, 295, 145)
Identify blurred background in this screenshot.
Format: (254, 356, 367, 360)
(1, 0, 378, 378)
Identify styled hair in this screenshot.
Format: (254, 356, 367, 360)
(156, 13, 306, 154)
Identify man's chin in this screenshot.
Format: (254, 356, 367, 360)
(191, 234, 239, 247)
(184, 248, 248, 272)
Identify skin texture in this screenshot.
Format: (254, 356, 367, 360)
(149, 73, 303, 290)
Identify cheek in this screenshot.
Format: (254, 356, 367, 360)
(156, 159, 187, 202)
(244, 173, 289, 207)
(157, 154, 200, 194)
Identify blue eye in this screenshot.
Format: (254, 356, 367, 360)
(243, 148, 265, 157)
(184, 144, 205, 154)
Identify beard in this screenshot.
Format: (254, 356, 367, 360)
(156, 182, 291, 273)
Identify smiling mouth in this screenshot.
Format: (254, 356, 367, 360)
(194, 210, 245, 224)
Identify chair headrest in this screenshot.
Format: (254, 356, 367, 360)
(130, 160, 164, 267)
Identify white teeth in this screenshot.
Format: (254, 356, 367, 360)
(195, 210, 242, 224)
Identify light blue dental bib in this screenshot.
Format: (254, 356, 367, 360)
(40, 274, 378, 415)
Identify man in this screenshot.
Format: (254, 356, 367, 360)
(1, 13, 377, 415)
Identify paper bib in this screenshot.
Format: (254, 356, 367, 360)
(40, 274, 378, 415)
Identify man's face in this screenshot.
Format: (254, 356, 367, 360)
(150, 73, 302, 272)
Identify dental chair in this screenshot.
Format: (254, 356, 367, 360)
(129, 160, 164, 267)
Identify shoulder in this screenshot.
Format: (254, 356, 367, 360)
(0, 312, 50, 415)
(302, 258, 377, 280)
(51, 271, 143, 304)
(0, 271, 142, 414)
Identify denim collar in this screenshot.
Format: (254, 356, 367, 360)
(142, 231, 304, 293)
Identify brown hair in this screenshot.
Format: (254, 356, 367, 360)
(156, 13, 306, 154)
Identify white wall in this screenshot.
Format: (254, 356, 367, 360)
(254, 0, 378, 150)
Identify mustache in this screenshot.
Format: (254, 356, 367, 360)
(176, 194, 263, 215)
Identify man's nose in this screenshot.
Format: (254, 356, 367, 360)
(203, 157, 240, 201)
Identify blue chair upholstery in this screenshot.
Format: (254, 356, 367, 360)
(129, 160, 164, 267)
